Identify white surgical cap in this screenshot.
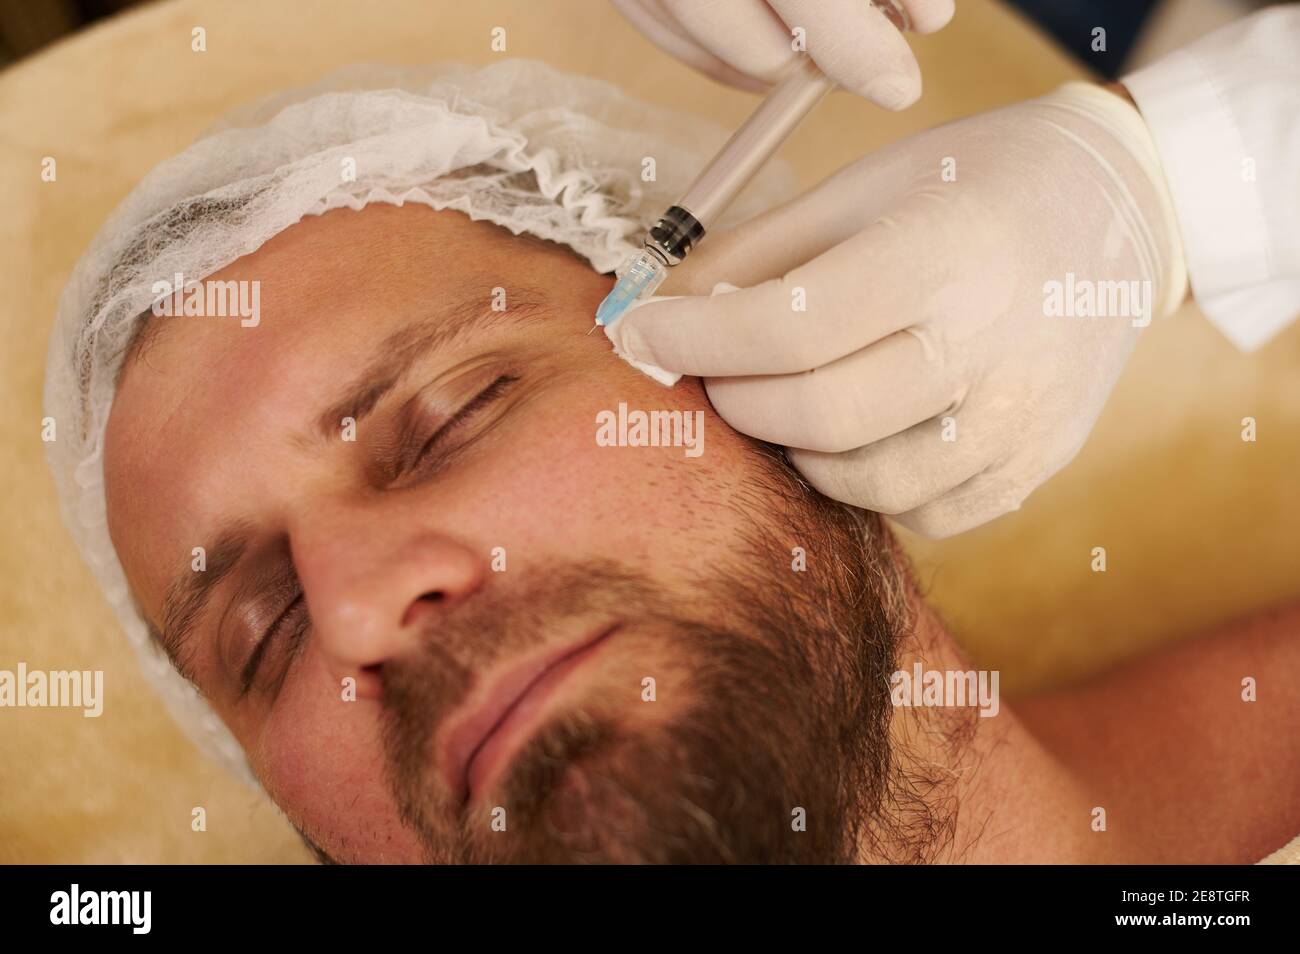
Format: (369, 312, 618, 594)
(43, 59, 795, 785)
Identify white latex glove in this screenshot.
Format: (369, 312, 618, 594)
(605, 83, 1188, 538)
(610, 0, 955, 110)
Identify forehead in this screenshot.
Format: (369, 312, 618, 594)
(103, 203, 612, 620)
(125, 203, 587, 368)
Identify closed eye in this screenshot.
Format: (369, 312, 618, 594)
(240, 591, 307, 697)
(404, 373, 519, 476)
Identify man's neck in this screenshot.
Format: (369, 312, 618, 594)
(860, 592, 1112, 864)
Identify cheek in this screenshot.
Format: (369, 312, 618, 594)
(249, 659, 423, 861)
(450, 372, 756, 584)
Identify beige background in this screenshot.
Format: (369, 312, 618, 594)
(1, 0, 1296, 863)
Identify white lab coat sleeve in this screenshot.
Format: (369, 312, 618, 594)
(1122, 5, 1300, 351)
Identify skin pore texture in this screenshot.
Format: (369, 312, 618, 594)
(103, 203, 1298, 864)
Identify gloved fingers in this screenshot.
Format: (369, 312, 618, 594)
(893, 414, 1103, 538)
(785, 415, 990, 515)
(614, 0, 945, 110)
(610, 195, 973, 378)
(703, 329, 957, 452)
(898, 0, 956, 33)
(767, 0, 922, 109)
(610, 0, 771, 93)
(889, 469, 1030, 539)
(659, 0, 796, 86)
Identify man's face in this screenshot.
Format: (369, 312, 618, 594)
(104, 203, 903, 863)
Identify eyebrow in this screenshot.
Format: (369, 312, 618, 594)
(151, 286, 553, 683)
(312, 289, 550, 444)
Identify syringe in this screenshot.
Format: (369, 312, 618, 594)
(594, 53, 834, 327)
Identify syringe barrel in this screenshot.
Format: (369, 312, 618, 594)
(675, 55, 833, 230)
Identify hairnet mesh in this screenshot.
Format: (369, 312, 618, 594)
(43, 59, 795, 785)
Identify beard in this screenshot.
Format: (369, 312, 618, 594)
(378, 446, 912, 864)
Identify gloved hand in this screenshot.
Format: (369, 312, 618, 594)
(610, 0, 955, 110)
(604, 83, 1188, 538)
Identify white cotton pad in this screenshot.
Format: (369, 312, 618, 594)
(615, 351, 683, 387)
(603, 293, 683, 387)
(602, 281, 743, 387)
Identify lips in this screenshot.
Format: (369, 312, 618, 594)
(440, 625, 618, 804)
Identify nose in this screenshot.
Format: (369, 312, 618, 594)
(290, 493, 487, 699)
